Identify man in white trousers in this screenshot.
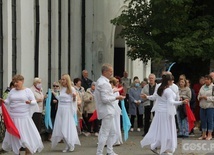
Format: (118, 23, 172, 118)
(95, 63, 125, 155)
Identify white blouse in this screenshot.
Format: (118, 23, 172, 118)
(4, 88, 37, 118)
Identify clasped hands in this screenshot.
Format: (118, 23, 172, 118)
(198, 96, 207, 101)
(134, 100, 141, 105)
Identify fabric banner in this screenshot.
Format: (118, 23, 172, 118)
(45, 89, 53, 129)
(121, 100, 131, 141)
(185, 103, 196, 132)
(1, 102, 20, 139)
(74, 113, 78, 126)
(89, 110, 97, 122)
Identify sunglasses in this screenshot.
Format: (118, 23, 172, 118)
(53, 85, 59, 87)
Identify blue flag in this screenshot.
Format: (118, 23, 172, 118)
(74, 113, 78, 126)
(45, 89, 53, 129)
(121, 100, 131, 141)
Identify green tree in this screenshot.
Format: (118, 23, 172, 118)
(111, 0, 214, 63)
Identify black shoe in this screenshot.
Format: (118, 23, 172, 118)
(142, 133, 146, 137)
(150, 148, 159, 154)
(182, 135, 189, 138)
(19, 147, 25, 151)
(177, 135, 183, 138)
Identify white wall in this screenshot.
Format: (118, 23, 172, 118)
(16, 0, 35, 87)
(3, 0, 12, 89)
(70, 0, 82, 80)
(39, 0, 49, 91)
(85, 0, 151, 81)
(1, 0, 151, 93)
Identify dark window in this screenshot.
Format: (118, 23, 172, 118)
(0, 0, 3, 97)
(48, 0, 51, 88)
(58, 0, 61, 79)
(68, 0, 71, 75)
(12, 0, 17, 76)
(34, 0, 40, 77)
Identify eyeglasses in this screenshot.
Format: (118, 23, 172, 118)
(53, 85, 59, 87)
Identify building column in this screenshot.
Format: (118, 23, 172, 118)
(16, 0, 34, 87)
(61, 0, 68, 74)
(3, 0, 12, 88)
(39, 0, 48, 90)
(70, 0, 82, 77)
(51, 0, 59, 81)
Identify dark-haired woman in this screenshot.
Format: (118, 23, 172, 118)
(140, 74, 188, 155)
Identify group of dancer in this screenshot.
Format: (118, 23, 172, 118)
(0, 74, 80, 155)
(0, 64, 126, 155)
(1, 63, 212, 155)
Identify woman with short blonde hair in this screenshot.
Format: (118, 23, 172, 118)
(30, 77, 44, 133)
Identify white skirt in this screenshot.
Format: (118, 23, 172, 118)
(140, 112, 177, 154)
(51, 106, 81, 149)
(114, 111, 123, 144)
(2, 116, 44, 154)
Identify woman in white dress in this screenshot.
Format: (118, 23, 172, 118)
(0, 74, 44, 155)
(109, 77, 123, 145)
(140, 74, 188, 155)
(51, 74, 81, 152)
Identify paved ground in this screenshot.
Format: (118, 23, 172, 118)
(1, 128, 213, 155)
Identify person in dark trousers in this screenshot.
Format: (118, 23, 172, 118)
(46, 81, 60, 140)
(141, 74, 157, 136)
(186, 79, 196, 135)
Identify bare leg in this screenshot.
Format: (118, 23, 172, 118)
(25, 148, 32, 155)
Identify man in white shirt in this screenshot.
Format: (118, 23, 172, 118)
(95, 63, 125, 155)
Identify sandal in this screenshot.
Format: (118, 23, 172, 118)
(198, 136, 206, 140)
(206, 136, 212, 140)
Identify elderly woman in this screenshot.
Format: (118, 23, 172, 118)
(30, 77, 44, 133)
(198, 75, 214, 140)
(73, 78, 86, 134)
(83, 82, 99, 136)
(128, 79, 143, 132)
(0, 74, 43, 155)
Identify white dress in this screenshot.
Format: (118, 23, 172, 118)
(113, 90, 123, 144)
(2, 88, 44, 154)
(51, 87, 81, 149)
(140, 88, 182, 154)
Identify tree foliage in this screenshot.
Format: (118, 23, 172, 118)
(111, 0, 214, 63)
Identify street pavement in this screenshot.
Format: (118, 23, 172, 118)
(0, 129, 213, 155)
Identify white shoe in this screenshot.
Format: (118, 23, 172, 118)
(137, 128, 141, 132)
(106, 152, 118, 155)
(69, 146, 74, 152)
(95, 132, 99, 136)
(161, 152, 173, 155)
(130, 128, 134, 132)
(62, 146, 74, 152)
(62, 147, 68, 153)
(83, 132, 91, 137)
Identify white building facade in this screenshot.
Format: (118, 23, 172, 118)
(0, 0, 151, 96)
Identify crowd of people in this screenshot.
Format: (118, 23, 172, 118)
(1, 64, 214, 155)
